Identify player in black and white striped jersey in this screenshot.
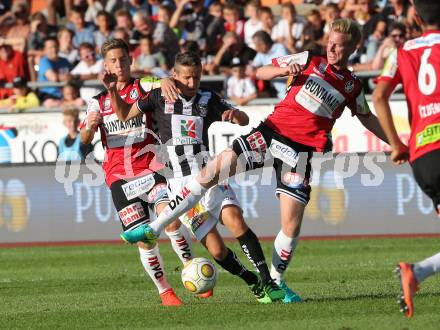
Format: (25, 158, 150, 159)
(105, 51, 285, 303)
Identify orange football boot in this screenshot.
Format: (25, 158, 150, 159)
(160, 288, 183, 306)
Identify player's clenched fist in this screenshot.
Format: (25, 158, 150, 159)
(102, 70, 117, 90)
(287, 63, 303, 76)
(87, 111, 102, 131)
(390, 142, 409, 165)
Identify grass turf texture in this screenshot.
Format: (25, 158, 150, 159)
(2, 238, 440, 329)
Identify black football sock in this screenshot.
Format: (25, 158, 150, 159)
(237, 228, 272, 284)
(214, 248, 258, 286)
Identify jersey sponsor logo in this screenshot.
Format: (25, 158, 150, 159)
(121, 174, 156, 200)
(419, 102, 440, 118)
(118, 202, 147, 226)
(404, 33, 440, 51)
(147, 256, 164, 279)
(295, 74, 345, 118)
(313, 62, 327, 76)
(416, 123, 440, 148)
(181, 120, 196, 138)
(103, 114, 145, 134)
(165, 100, 175, 114)
(169, 187, 191, 210)
(282, 172, 309, 189)
(344, 80, 354, 93)
(246, 131, 267, 164)
(103, 98, 111, 112)
(176, 237, 192, 260)
(269, 139, 299, 168)
(129, 88, 139, 100)
(147, 183, 168, 203)
(184, 203, 209, 233)
(171, 115, 203, 145)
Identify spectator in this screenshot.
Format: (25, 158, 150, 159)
(223, 3, 245, 40)
(323, 3, 341, 35)
(206, 32, 256, 75)
(272, 2, 304, 53)
(132, 35, 168, 77)
(208, 1, 223, 19)
(381, 0, 410, 25)
(153, 5, 180, 67)
(251, 30, 288, 99)
(357, 0, 383, 42)
(58, 28, 79, 66)
(112, 27, 131, 48)
(70, 42, 103, 102)
(0, 44, 27, 99)
(38, 37, 71, 104)
(244, 0, 263, 50)
(114, 9, 134, 37)
(258, 6, 275, 35)
(301, 9, 325, 55)
(28, 13, 58, 59)
(362, 18, 387, 63)
(226, 57, 257, 106)
(148, 0, 175, 18)
(170, 0, 212, 51)
(3, 2, 30, 51)
(180, 40, 201, 55)
(93, 11, 113, 53)
(0, 77, 39, 112)
(61, 81, 85, 108)
(58, 108, 92, 162)
(204, 3, 226, 55)
(132, 11, 154, 44)
(66, 6, 96, 48)
(353, 21, 407, 72)
(123, 0, 149, 17)
(84, 0, 119, 24)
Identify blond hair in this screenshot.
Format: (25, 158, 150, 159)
(330, 19, 362, 47)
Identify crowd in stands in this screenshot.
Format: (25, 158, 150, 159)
(0, 0, 418, 111)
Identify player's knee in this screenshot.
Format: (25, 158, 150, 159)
(207, 243, 227, 261)
(221, 206, 248, 237)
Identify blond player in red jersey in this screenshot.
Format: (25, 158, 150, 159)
(80, 39, 197, 306)
(373, 0, 440, 318)
(124, 19, 389, 302)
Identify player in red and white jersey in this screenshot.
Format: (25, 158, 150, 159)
(80, 39, 196, 306)
(130, 19, 389, 303)
(373, 0, 440, 318)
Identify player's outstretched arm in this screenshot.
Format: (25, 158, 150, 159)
(372, 80, 409, 164)
(256, 63, 302, 80)
(357, 112, 389, 144)
(102, 70, 141, 122)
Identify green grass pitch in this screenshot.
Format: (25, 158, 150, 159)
(2, 238, 440, 329)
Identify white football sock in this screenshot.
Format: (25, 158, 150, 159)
(165, 226, 194, 264)
(270, 230, 299, 284)
(413, 252, 440, 283)
(150, 180, 207, 235)
(138, 245, 171, 294)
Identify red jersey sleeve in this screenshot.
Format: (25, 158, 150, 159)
(376, 48, 402, 89)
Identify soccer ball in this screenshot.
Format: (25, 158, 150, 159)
(181, 257, 217, 294)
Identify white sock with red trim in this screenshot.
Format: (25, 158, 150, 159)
(413, 252, 440, 283)
(270, 230, 299, 284)
(138, 245, 171, 294)
(165, 225, 194, 264)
